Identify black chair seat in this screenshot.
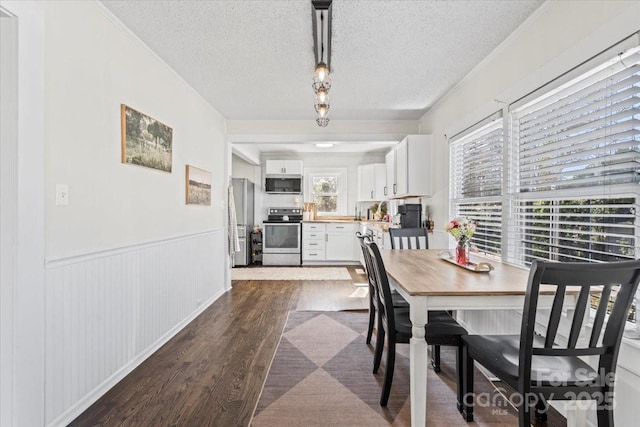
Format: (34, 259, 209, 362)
(391, 290, 409, 307)
(394, 308, 467, 344)
(463, 335, 597, 387)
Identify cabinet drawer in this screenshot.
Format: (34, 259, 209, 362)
(303, 223, 326, 232)
(326, 223, 358, 233)
(303, 250, 326, 261)
(303, 231, 324, 241)
(303, 239, 325, 250)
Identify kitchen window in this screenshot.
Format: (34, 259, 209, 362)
(305, 168, 348, 216)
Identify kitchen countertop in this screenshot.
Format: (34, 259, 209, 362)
(301, 219, 398, 232)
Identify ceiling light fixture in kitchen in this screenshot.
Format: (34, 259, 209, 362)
(312, 0, 332, 127)
(315, 143, 334, 148)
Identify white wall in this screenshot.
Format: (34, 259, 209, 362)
(38, 1, 229, 425)
(419, 1, 640, 425)
(0, 2, 46, 426)
(45, 2, 225, 259)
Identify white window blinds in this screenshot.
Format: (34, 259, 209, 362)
(450, 118, 504, 257)
(507, 46, 640, 265)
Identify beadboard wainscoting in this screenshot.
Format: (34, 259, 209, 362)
(44, 229, 227, 426)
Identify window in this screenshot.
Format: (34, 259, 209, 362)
(449, 38, 640, 323)
(507, 44, 640, 266)
(305, 168, 348, 216)
(449, 115, 504, 257)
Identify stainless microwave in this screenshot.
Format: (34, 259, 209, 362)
(265, 176, 302, 194)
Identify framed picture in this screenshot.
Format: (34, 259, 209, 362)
(121, 104, 173, 172)
(186, 165, 212, 206)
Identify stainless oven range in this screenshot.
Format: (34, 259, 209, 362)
(262, 208, 302, 266)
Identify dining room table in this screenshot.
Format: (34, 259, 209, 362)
(379, 248, 578, 427)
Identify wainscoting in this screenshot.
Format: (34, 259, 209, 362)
(44, 229, 227, 426)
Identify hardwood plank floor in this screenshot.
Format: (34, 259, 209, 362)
(70, 278, 302, 427)
(70, 266, 565, 427)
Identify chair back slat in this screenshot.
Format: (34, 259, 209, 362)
(388, 228, 429, 250)
(544, 285, 566, 348)
(567, 287, 591, 348)
(589, 284, 612, 347)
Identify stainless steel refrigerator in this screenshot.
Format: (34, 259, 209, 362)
(232, 178, 255, 266)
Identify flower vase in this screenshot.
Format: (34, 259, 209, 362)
(455, 241, 468, 265)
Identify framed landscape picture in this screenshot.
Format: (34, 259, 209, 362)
(186, 165, 212, 206)
(121, 104, 173, 172)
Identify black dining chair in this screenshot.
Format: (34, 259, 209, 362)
(365, 239, 468, 407)
(388, 226, 451, 372)
(461, 259, 640, 426)
(356, 231, 409, 345)
(388, 227, 429, 250)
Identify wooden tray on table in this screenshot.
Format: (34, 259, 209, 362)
(437, 251, 494, 273)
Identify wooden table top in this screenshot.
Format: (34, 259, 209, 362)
(380, 249, 533, 297)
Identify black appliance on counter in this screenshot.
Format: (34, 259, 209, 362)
(398, 204, 422, 228)
(262, 207, 302, 266)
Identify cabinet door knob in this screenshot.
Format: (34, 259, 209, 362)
(384, 186, 387, 196)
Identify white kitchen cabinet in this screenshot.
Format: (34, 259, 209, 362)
(302, 222, 359, 264)
(385, 135, 431, 198)
(325, 223, 359, 261)
(302, 223, 326, 261)
(265, 160, 303, 175)
(357, 163, 386, 201)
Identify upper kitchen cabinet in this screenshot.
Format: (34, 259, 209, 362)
(385, 135, 432, 198)
(357, 163, 386, 201)
(265, 160, 303, 175)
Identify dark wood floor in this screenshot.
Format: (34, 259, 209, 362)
(70, 266, 565, 427)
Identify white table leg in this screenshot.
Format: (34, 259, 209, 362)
(409, 296, 429, 427)
(566, 400, 590, 427)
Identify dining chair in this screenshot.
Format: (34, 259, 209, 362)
(461, 259, 640, 426)
(356, 231, 409, 345)
(388, 227, 429, 250)
(388, 226, 451, 372)
(365, 239, 468, 407)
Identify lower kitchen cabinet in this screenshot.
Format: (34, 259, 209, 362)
(303, 223, 326, 261)
(302, 222, 359, 264)
(326, 223, 359, 261)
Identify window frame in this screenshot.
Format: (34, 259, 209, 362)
(304, 167, 348, 216)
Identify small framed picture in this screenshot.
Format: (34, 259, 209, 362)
(186, 165, 212, 206)
(121, 104, 173, 172)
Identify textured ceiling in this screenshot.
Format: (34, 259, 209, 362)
(99, 0, 544, 122)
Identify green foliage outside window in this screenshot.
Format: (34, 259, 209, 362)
(312, 176, 338, 213)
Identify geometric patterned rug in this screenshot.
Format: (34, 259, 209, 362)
(250, 311, 519, 426)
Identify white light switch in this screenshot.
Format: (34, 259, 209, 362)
(55, 184, 69, 205)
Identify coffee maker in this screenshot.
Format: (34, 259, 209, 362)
(398, 204, 421, 228)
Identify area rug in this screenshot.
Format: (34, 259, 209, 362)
(251, 311, 518, 426)
(232, 267, 352, 281)
(296, 283, 369, 312)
